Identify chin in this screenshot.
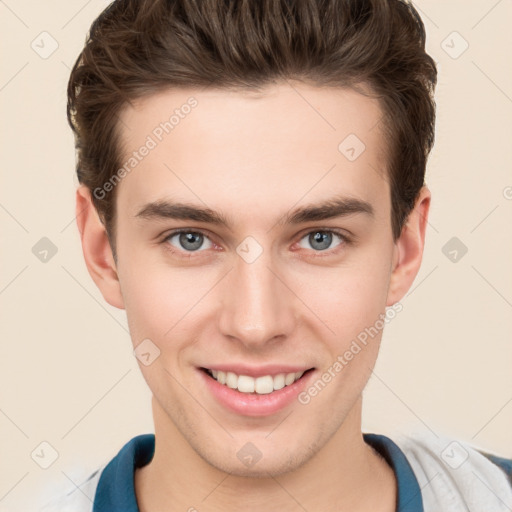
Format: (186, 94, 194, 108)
(198, 439, 315, 479)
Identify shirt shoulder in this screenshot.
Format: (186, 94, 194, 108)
(477, 450, 512, 485)
(392, 430, 512, 512)
(38, 434, 154, 512)
(38, 465, 105, 512)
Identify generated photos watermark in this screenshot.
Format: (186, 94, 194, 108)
(298, 302, 403, 405)
(93, 96, 198, 200)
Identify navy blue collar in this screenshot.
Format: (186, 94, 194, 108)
(364, 433, 423, 511)
(93, 433, 423, 512)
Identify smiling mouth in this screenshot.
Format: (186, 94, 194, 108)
(200, 367, 315, 395)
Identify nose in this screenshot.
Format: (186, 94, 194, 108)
(218, 246, 297, 350)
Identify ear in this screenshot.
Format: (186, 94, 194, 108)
(75, 185, 125, 310)
(386, 185, 431, 306)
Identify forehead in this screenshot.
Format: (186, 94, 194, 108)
(115, 82, 390, 226)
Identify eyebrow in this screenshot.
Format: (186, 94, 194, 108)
(135, 194, 374, 228)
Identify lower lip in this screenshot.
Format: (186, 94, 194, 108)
(198, 368, 315, 417)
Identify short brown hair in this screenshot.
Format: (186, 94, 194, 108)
(67, 0, 437, 260)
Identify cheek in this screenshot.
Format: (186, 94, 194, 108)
(304, 264, 392, 397)
(118, 249, 214, 350)
(299, 252, 392, 339)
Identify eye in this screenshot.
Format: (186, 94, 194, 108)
(163, 230, 214, 253)
(297, 229, 349, 253)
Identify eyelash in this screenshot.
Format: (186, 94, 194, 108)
(160, 228, 352, 259)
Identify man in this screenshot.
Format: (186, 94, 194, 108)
(43, 0, 512, 510)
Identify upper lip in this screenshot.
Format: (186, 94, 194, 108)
(200, 364, 314, 378)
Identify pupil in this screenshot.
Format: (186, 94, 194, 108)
(311, 231, 331, 251)
(180, 232, 202, 251)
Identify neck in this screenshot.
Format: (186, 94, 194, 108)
(135, 396, 397, 512)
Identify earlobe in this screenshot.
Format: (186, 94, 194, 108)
(386, 186, 431, 307)
(75, 185, 125, 310)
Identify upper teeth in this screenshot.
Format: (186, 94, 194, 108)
(209, 369, 305, 394)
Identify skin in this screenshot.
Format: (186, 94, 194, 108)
(76, 81, 430, 512)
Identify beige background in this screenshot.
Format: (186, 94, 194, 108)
(1, 1, 511, 510)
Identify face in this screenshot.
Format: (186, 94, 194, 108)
(103, 82, 406, 476)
